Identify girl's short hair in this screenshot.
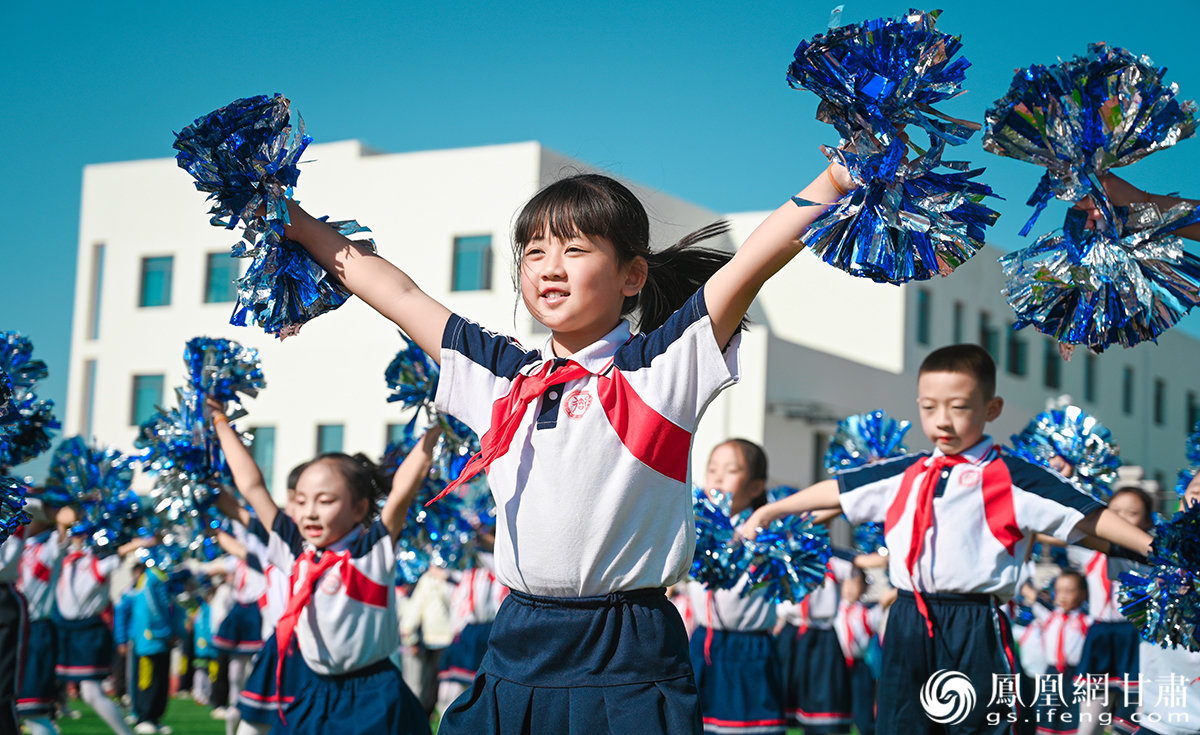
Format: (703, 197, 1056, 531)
(513, 173, 748, 334)
(1109, 486, 1155, 530)
(719, 438, 769, 510)
(308, 452, 387, 515)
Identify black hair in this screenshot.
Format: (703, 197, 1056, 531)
(1055, 569, 1088, 599)
(286, 461, 309, 493)
(512, 173, 747, 334)
(1109, 486, 1155, 530)
(918, 344, 997, 399)
(306, 452, 387, 521)
(718, 438, 769, 510)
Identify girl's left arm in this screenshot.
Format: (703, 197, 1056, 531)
(1074, 508, 1153, 557)
(705, 163, 853, 347)
(382, 426, 442, 542)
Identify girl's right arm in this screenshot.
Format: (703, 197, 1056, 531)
(208, 401, 277, 529)
(381, 426, 442, 542)
(738, 479, 842, 539)
(284, 203, 453, 362)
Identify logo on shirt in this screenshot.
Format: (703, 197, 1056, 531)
(564, 390, 592, 420)
(320, 572, 342, 595)
(920, 669, 975, 725)
(959, 469, 981, 486)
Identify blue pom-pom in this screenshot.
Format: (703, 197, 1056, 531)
(1007, 405, 1121, 501)
(854, 522, 887, 556)
(824, 410, 911, 474)
(0, 333, 59, 470)
(690, 488, 750, 590)
(0, 476, 30, 546)
(46, 436, 141, 549)
(1118, 502, 1200, 650)
(984, 43, 1197, 236)
(787, 9, 1000, 283)
(385, 333, 439, 410)
(184, 337, 265, 418)
(742, 509, 834, 603)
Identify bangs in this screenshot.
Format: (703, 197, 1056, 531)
(513, 177, 623, 247)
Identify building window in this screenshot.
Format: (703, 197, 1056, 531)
(1006, 325, 1027, 377)
(451, 235, 492, 292)
(915, 288, 931, 345)
(250, 427, 276, 493)
(81, 359, 97, 438)
(1084, 354, 1098, 403)
(316, 424, 344, 454)
(1043, 340, 1061, 390)
(1188, 391, 1199, 434)
(1122, 366, 1135, 415)
(88, 243, 105, 339)
(978, 312, 999, 361)
(1153, 379, 1166, 426)
(386, 422, 409, 448)
(139, 256, 173, 307)
(204, 253, 238, 303)
(952, 301, 964, 344)
(130, 374, 164, 426)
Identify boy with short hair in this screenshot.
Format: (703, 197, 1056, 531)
(742, 344, 1153, 735)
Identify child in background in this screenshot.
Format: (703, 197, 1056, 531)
(741, 345, 1154, 734)
(400, 564, 454, 717)
(436, 552, 507, 715)
(191, 581, 218, 706)
(834, 573, 892, 735)
(687, 439, 787, 735)
(113, 564, 144, 714)
(212, 402, 436, 735)
(1032, 571, 1090, 735)
(53, 506, 153, 735)
(776, 550, 860, 735)
(278, 152, 853, 732)
(211, 533, 265, 735)
(15, 500, 64, 735)
(127, 559, 185, 734)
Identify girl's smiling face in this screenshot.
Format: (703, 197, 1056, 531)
(292, 459, 369, 548)
(705, 442, 765, 517)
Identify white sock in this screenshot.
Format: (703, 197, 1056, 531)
(79, 679, 134, 735)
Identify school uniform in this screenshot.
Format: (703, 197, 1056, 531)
(776, 555, 857, 734)
(213, 555, 266, 655)
(265, 513, 428, 735)
(438, 562, 507, 693)
(54, 543, 121, 681)
(835, 599, 884, 735)
(1032, 606, 1089, 735)
(236, 517, 318, 725)
(16, 530, 62, 719)
(838, 436, 1104, 735)
(1067, 547, 1142, 714)
(0, 527, 28, 733)
(433, 286, 740, 735)
(687, 578, 787, 735)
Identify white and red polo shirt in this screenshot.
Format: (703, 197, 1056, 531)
(55, 544, 120, 620)
(435, 286, 740, 597)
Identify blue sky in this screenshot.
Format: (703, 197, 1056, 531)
(3, 0, 1198, 476)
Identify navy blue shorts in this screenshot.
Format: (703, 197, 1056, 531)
(55, 615, 114, 681)
(214, 602, 263, 655)
(776, 624, 851, 733)
(877, 591, 1019, 735)
(18, 619, 56, 717)
(273, 657, 428, 735)
(237, 632, 318, 724)
(439, 587, 702, 735)
(1077, 621, 1139, 687)
(689, 626, 786, 734)
(439, 621, 493, 686)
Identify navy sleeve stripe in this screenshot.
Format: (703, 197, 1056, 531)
(245, 555, 264, 575)
(443, 313, 540, 379)
(349, 520, 391, 559)
(1002, 455, 1105, 515)
(247, 518, 269, 545)
(613, 287, 711, 372)
(271, 512, 305, 559)
(837, 453, 926, 494)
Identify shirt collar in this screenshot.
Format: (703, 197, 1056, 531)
(310, 524, 364, 555)
(537, 320, 631, 374)
(929, 435, 995, 465)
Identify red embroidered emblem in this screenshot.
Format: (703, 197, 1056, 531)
(564, 390, 592, 420)
(319, 569, 342, 595)
(959, 469, 981, 486)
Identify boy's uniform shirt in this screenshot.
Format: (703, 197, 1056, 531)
(1033, 604, 1089, 673)
(18, 530, 63, 621)
(838, 436, 1103, 601)
(56, 545, 121, 620)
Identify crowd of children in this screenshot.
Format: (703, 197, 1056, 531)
(1, 144, 1198, 735)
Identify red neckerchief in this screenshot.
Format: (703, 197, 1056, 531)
(427, 360, 591, 505)
(272, 549, 342, 723)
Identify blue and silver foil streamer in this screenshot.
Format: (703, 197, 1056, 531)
(0, 332, 60, 470)
(45, 436, 142, 550)
(175, 95, 377, 338)
(824, 410, 911, 474)
(787, 9, 1000, 282)
(1007, 405, 1121, 501)
(184, 337, 265, 419)
(984, 43, 1197, 236)
(1175, 422, 1200, 496)
(854, 521, 887, 556)
(381, 443, 478, 575)
(1000, 204, 1200, 351)
(1118, 502, 1200, 650)
(0, 476, 30, 546)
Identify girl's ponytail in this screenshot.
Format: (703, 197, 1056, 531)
(637, 220, 748, 335)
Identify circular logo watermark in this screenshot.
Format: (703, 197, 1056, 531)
(920, 669, 976, 725)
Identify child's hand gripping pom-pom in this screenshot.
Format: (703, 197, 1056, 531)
(0, 476, 30, 547)
(823, 410, 912, 474)
(184, 337, 265, 420)
(999, 204, 1200, 352)
(787, 9, 1000, 283)
(984, 43, 1197, 237)
(45, 436, 142, 551)
(0, 332, 60, 470)
(1007, 405, 1121, 501)
(175, 95, 378, 339)
(1118, 502, 1200, 650)
(741, 498, 833, 603)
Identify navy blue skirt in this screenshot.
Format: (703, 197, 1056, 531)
(689, 627, 786, 735)
(273, 657, 428, 735)
(237, 632, 317, 724)
(214, 601, 263, 655)
(1077, 621, 1139, 686)
(55, 615, 114, 681)
(18, 619, 57, 716)
(439, 621, 493, 686)
(439, 587, 701, 735)
(776, 625, 851, 733)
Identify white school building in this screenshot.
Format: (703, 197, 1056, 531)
(65, 140, 1200, 513)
